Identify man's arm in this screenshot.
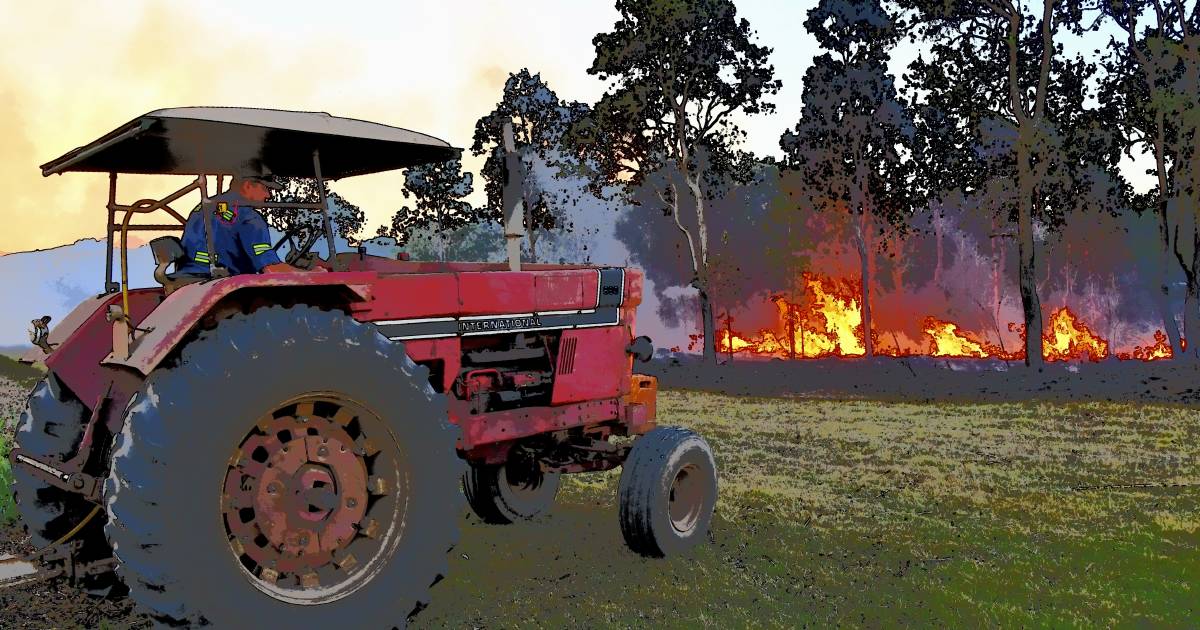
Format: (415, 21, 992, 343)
(238, 210, 304, 273)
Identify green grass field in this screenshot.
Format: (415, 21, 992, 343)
(1, 371, 1196, 626)
(0, 356, 40, 525)
(416, 391, 1199, 628)
(0, 435, 14, 526)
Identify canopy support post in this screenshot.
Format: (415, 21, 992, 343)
(313, 150, 338, 271)
(104, 173, 118, 293)
(198, 175, 226, 278)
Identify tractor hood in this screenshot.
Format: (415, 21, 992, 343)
(40, 107, 460, 179)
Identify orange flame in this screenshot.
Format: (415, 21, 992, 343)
(1117, 330, 1173, 361)
(717, 273, 865, 358)
(1042, 306, 1109, 362)
(708, 274, 1173, 363)
(922, 317, 991, 358)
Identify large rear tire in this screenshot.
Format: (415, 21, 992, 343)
(103, 306, 462, 627)
(618, 427, 717, 557)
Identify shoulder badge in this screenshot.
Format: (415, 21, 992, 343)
(217, 201, 237, 223)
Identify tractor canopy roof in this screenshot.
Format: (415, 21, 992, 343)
(40, 107, 460, 179)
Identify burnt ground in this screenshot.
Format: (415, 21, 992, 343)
(644, 355, 1200, 406)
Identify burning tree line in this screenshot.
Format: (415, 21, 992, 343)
(269, 0, 1200, 368)
(568, 0, 1200, 368)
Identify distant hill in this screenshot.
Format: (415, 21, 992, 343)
(0, 238, 154, 347)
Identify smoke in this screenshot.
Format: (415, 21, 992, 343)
(610, 151, 1177, 357)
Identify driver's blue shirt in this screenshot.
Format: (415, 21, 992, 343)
(178, 190, 281, 275)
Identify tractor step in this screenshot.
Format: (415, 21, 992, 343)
(8, 449, 103, 503)
(0, 553, 60, 590)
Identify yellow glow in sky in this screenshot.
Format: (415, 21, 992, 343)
(0, 0, 625, 251)
(0, 0, 831, 253)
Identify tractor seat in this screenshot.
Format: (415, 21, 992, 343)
(149, 236, 209, 294)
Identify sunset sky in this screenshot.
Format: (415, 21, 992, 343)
(1, 1, 1134, 254)
(0, 0, 821, 253)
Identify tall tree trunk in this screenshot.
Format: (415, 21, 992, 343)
(787, 292, 797, 360)
(1175, 205, 1200, 361)
(854, 156, 874, 358)
(1179, 25, 1200, 361)
(523, 192, 538, 263)
(687, 177, 716, 366)
(1184, 227, 1200, 360)
(857, 219, 874, 358)
(1016, 142, 1044, 369)
(1107, 275, 1119, 354)
(992, 216, 1005, 348)
(698, 286, 717, 365)
(1152, 110, 1185, 356)
(785, 222, 797, 360)
(1007, 1, 1051, 370)
(1187, 158, 1200, 362)
(1191, 37, 1200, 360)
(1185, 286, 1200, 359)
(1120, 0, 1185, 358)
(660, 175, 715, 366)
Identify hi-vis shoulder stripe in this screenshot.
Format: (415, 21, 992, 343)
(252, 243, 272, 255)
(373, 268, 626, 341)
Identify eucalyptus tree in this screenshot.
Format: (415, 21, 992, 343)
(567, 0, 781, 364)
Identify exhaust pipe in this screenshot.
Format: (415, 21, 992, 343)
(501, 122, 526, 272)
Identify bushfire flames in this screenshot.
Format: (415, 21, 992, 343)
(1041, 307, 1109, 362)
(715, 274, 1169, 362)
(717, 273, 865, 359)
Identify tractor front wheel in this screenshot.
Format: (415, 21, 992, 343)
(617, 427, 717, 557)
(12, 373, 91, 547)
(103, 306, 461, 627)
(11, 373, 117, 593)
(463, 451, 559, 524)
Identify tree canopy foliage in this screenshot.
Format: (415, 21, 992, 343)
(567, 0, 781, 363)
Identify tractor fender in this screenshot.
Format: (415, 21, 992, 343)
(101, 272, 371, 376)
(19, 292, 117, 365)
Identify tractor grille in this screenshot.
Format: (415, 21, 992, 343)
(557, 337, 578, 375)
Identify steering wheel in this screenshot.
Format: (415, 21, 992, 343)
(272, 224, 323, 268)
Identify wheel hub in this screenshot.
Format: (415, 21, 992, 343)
(668, 463, 703, 534)
(221, 397, 402, 603)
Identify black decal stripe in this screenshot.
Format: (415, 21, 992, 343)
(374, 319, 460, 340)
(597, 268, 625, 308)
(373, 307, 620, 341)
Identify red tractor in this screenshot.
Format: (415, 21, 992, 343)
(6, 108, 717, 626)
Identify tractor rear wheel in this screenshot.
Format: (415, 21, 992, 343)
(617, 427, 717, 557)
(103, 306, 462, 627)
(463, 451, 559, 524)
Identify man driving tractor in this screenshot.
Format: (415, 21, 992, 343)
(177, 173, 312, 275)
